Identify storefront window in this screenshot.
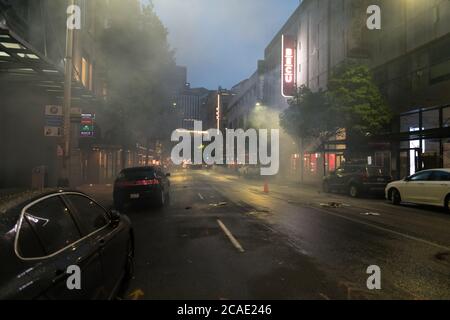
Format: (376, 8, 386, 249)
(422, 109, 439, 130)
(443, 107, 450, 127)
(443, 138, 450, 168)
(422, 139, 440, 170)
(400, 112, 419, 132)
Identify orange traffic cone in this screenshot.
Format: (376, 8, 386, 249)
(263, 180, 269, 193)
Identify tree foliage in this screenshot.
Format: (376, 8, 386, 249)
(327, 62, 392, 136)
(279, 86, 334, 142)
(280, 62, 392, 145)
(97, 2, 177, 149)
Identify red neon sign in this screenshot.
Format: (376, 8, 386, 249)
(281, 35, 297, 97)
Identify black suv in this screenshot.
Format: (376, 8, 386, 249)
(0, 190, 134, 300)
(323, 164, 392, 197)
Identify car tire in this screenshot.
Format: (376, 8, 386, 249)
(155, 189, 165, 208)
(390, 188, 401, 205)
(444, 195, 450, 212)
(349, 184, 359, 198)
(323, 182, 330, 193)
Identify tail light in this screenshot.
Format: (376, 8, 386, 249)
(116, 179, 159, 187)
(135, 179, 160, 186)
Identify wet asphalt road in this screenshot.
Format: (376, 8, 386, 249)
(81, 170, 450, 300)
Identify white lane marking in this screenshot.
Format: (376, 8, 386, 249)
(217, 219, 245, 253)
(313, 206, 450, 252)
(198, 193, 205, 200)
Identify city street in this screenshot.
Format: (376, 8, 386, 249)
(80, 170, 450, 300)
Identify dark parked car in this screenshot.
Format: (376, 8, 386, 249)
(113, 166, 171, 210)
(323, 164, 392, 197)
(0, 190, 134, 300)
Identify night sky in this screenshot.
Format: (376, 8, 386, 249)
(149, 0, 300, 89)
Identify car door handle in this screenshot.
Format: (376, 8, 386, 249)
(98, 238, 106, 247)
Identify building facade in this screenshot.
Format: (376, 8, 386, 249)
(0, 0, 145, 188)
(250, 0, 450, 183)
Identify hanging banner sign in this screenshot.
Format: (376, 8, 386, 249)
(281, 35, 297, 98)
(80, 113, 95, 137)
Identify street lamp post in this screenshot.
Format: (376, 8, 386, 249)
(62, 0, 75, 187)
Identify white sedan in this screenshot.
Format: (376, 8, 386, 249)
(385, 169, 450, 209)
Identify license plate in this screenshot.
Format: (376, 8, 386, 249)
(377, 178, 385, 182)
(130, 194, 140, 199)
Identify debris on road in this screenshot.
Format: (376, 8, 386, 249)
(320, 202, 343, 208)
(360, 212, 381, 216)
(210, 202, 228, 207)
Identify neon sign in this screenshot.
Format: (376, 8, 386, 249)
(281, 35, 297, 97)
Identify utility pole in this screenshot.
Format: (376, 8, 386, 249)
(62, 0, 75, 187)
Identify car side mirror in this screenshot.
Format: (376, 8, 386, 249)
(166, 173, 171, 177)
(110, 209, 121, 222)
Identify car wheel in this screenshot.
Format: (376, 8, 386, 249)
(390, 188, 401, 205)
(155, 189, 165, 207)
(444, 195, 450, 212)
(349, 184, 359, 198)
(165, 192, 171, 205)
(323, 182, 330, 193)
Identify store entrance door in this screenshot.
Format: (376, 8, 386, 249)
(399, 148, 421, 178)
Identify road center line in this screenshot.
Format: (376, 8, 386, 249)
(217, 219, 245, 253)
(198, 193, 205, 200)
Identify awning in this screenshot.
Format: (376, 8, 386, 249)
(0, 25, 99, 107)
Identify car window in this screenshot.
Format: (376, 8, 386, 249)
(122, 169, 155, 180)
(65, 195, 109, 235)
(23, 196, 81, 256)
(409, 171, 433, 181)
(367, 167, 386, 176)
(17, 219, 46, 259)
(430, 171, 450, 181)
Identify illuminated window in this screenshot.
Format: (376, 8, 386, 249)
(81, 57, 88, 88)
(89, 63, 93, 91)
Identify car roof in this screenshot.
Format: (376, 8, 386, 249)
(417, 168, 450, 173)
(0, 188, 85, 215)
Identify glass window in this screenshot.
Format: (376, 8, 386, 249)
(400, 113, 420, 133)
(409, 171, 433, 181)
(422, 109, 439, 130)
(430, 171, 450, 181)
(443, 107, 450, 128)
(24, 196, 81, 255)
(17, 219, 46, 258)
(65, 195, 109, 235)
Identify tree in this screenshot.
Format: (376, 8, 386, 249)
(327, 62, 392, 138)
(280, 85, 335, 142)
(97, 2, 177, 159)
(280, 86, 333, 182)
